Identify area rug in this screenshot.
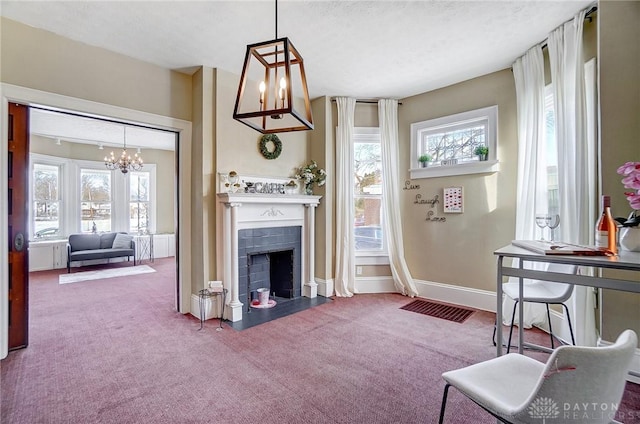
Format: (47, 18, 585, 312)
(59, 265, 156, 284)
(400, 299, 474, 323)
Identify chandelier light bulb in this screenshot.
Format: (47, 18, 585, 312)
(259, 81, 266, 105)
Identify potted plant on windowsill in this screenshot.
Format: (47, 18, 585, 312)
(474, 145, 489, 161)
(418, 154, 432, 168)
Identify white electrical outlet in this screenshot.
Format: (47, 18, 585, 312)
(356, 266, 363, 275)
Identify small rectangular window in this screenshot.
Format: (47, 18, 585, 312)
(410, 105, 498, 179)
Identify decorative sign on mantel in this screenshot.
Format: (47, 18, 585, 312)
(218, 173, 301, 195)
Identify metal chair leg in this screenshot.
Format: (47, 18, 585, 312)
(438, 384, 451, 424)
(507, 300, 518, 354)
(562, 303, 576, 345)
(546, 304, 554, 349)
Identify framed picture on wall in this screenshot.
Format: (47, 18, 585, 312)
(443, 187, 464, 213)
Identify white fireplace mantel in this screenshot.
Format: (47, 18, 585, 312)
(216, 193, 321, 322)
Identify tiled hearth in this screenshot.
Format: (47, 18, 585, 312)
(217, 192, 321, 322)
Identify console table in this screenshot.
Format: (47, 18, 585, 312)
(494, 244, 640, 360)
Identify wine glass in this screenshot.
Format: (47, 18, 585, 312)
(546, 214, 560, 242)
(535, 214, 548, 241)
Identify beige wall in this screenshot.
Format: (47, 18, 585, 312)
(0, 18, 191, 121)
(398, 69, 518, 292)
(30, 135, 176, 234)
(310, 96, 334, 281)
(598, 0, 640, 341)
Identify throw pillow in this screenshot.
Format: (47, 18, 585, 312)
(112, 233, 133, 249)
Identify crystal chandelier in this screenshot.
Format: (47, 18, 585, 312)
(104, 127, 143, 174)
(233, 0, 313, 134)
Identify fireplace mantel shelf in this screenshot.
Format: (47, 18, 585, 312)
(217, 193, 321, 205)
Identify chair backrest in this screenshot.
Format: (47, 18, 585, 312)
(533, 263, 578, 303)
(515, 329, 637, 423)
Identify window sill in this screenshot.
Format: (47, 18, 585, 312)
(355, 254, 390, 266)
(409, 160, 499, 179)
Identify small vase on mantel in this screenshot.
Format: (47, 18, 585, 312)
(305, 185, 313, 195)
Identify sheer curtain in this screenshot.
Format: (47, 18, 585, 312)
(378, 99, 418, 297)
(507, 45, 548, 327)
(334, 97, 356, 297)
(548, 10, 597, 346)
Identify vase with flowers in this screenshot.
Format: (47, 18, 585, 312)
(295, 160, 326, 195)
(616, 161, 640, 251)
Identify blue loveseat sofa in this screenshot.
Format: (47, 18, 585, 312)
(67, 232, 136, 272)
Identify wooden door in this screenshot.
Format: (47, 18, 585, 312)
(7, 103, 29, 350)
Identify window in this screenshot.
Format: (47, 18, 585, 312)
(353, 128, 385, 255)
(32, 163, 61, 239)
(29, 154, 157, 240)
(80, 169, 112, 233)
(410, 105, 499, 179)
(129, 171, 150, 233)
(544, 85, 559, 218)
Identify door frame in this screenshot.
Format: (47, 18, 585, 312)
(1, 83, 194, 359)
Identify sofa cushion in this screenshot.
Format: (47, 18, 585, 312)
(68, 234, 100, 252)
(100, 232, 118, 249)
(112, 233, 133, 249)
(70, 248, 134, 262)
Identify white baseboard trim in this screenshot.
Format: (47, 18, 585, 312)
(414, 279, 496, 312)
(354, 276, 396, 294)
(598, 338, 640, 384)
(315, 277, 334, 297)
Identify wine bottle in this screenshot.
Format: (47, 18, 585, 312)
(595, 195, 618, 254)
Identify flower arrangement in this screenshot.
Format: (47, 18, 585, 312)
(616, 161, 640, 227)
(295, 160, 326, 195)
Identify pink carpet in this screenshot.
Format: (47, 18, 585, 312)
(1, 258, 638, 423)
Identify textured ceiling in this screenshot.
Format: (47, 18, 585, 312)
(1, 0, 593, 146)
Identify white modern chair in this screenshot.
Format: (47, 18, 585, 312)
(496, 263, 578, 353)
(439, 329, 637, 423)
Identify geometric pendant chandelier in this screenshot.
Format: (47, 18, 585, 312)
(233, 0, 313, 134)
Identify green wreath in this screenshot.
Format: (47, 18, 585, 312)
(259, 134, 282, 160)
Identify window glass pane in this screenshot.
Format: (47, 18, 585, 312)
(130, 202, 149, 234)
(353, 131, 385, 253)
(354, 198, 382, 251)
(129, 172, 150, 201)
(81, 169, 111, 232)
(354, 142, 382, 195)
(33, 164, 60, 238)
(421, 121, 487, 163)
(544, 90, 559, 217)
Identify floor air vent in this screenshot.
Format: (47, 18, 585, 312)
(400, 299, 474, 323)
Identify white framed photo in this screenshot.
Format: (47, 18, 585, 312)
(443, 187, 464, 213)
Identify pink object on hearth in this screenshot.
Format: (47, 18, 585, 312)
(250, 299, 277, 309)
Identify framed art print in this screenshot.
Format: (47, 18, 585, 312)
(443, 187, 464, 213)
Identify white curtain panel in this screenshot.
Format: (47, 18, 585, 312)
(508, 46, 548, 328)
(334, 97, 356, 297)
(548, 10, 597, 347)
(378, 99, 418, 297)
